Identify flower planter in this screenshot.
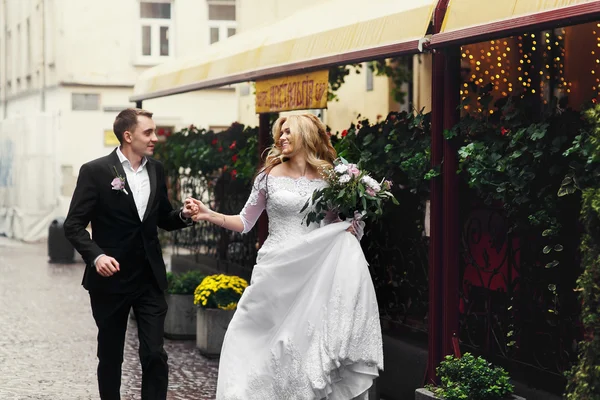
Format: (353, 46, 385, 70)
(164, 294, 196, 340)
(415, 388, 525, 400)
(196, 307, 235, 357)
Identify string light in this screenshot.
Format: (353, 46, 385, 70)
(459, 26, 575, 111)
(593, 24, 600, 98)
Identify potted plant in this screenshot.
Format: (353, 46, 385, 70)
(194, 274, 248, 357)
(164, 270, 206, 339)
(416, 353, 524, 400)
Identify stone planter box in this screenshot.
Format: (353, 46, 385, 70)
(416, 388, 525, 400)
(164, 294, 196, 340)
(196, 307, 235, 358)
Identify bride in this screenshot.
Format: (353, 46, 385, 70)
(187, 114, 383, 400)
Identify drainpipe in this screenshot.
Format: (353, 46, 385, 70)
(41, 0, 46, 112)
(3, 0, 7, 118)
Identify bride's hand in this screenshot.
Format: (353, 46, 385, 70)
(186, 198, 212, 222)
(347, 215, 365, 241)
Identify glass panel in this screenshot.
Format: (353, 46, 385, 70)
(227, 28, 236, 38)
(208, 4, 236, 21)
(160, 26, 169, 56)
(142, 25, 152, 56)
(210, 27, 219, 44)
(140, 2, 171, 19)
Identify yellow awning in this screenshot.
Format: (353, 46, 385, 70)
(430, 0, 600, 47)
(131, 0, 436, 101)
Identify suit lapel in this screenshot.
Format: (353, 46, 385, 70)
(109, 150, 140, 220)
(143, 159, 157, 222)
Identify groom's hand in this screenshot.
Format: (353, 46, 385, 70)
(95, 255, 120, 277)
(182, 197, 199, 218)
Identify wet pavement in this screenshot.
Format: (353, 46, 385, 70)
(0, 236, 218, 400)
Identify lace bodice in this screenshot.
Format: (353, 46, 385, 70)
(239, 173, 327, 260)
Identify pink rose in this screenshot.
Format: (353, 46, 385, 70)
(366, 187, 376, 197)
(347, 164, 360, 177)
(111, 177, 124, 190)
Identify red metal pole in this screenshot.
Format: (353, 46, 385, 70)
(442, 48, 461, 358)
(257, 113, 271, 247)
(427, 0, 450, 385)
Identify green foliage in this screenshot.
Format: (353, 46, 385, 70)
(428, 353, 514, 400)
(332, 110, 432, 199)
(565, 188, 600, 399)
(451, 95, 584, 238)
(167, 270, 206, 295)
(153, 122, 260, 190)
(564, 104, 600, 399)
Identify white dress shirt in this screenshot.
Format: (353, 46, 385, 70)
(93, 148, 150, 267)
(116, 147, 150, 221)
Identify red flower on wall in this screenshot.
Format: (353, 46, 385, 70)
(229, 141, 237, 150)
(232, 154, 238, 163)
(157, 128, 165, 136)
(212, 139, 219, 146)
(341, 130, 348, 137)
(231, 170, 238, 179)
(500, 127, 509, 136)
(218, 147, 223, 152)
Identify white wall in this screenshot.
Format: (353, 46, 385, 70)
(1, 0, 239, 225)
(55, 0, 214, 85)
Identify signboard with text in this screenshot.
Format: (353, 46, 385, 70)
(255, 70, 329, 113)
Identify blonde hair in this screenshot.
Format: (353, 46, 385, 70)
(262, 114, 337, 174)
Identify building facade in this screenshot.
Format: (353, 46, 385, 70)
(0, 0, 239, 240)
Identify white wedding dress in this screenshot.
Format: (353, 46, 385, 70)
(215, 173, 384, 400)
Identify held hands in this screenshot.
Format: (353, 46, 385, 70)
(183, 197, 212, 222)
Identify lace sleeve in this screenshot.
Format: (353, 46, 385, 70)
(239, 172, 267, 234)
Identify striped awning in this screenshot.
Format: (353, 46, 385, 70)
(130, 0, 436, 101)
(429, 0, 600, 47)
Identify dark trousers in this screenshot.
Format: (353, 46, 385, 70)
(90, 280, 168, 400)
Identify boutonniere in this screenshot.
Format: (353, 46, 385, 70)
(111, 166, 128, 195)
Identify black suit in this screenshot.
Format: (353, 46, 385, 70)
(64, 149, 191, 399)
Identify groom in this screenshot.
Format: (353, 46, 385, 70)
(64, 108, 194, 399)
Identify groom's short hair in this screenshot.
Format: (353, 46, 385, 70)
(113, 108, 154, 144)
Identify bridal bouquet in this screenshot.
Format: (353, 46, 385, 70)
(301, 157, 398, 228)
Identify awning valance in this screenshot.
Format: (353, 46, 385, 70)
(429, 0, 600, 48)
(130, 0, 436, 102)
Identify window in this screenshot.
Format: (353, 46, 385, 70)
(208, 1, 236, 45)
(138, 1, 173, 62)
(72, 93, 100, 111)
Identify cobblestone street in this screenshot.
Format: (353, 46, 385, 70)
(0, 236, 218, 400)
